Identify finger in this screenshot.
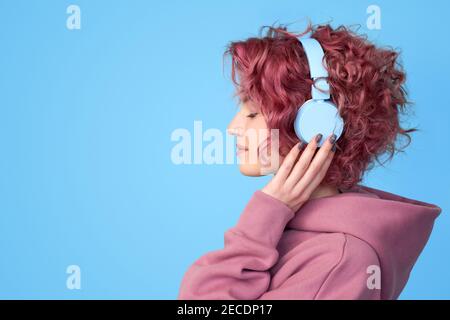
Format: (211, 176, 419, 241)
(285, 133, 322, 187)
(301, 149, 335, 197)
(293, 133, 336, 192)
(273, 141, 302, 182)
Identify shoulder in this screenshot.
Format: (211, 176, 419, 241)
(314, 233, 381, 299)
(341, 234, 380, 262)
(304, 233, 379, 272)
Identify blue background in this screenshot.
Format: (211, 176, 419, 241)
(0, 0, 448, 299)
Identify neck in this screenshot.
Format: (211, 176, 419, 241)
(309, 184, 340, 200)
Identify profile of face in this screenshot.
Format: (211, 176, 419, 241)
(227, 100, 281, 177)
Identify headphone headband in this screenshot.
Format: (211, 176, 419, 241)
(298, 37, 330, 100)
(293, 35, 344, 147)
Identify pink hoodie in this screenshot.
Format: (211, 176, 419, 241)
(177, 184, 442, 300)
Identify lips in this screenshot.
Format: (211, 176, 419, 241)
(236, 144, 249, 151)
(236, 144, 249, 157)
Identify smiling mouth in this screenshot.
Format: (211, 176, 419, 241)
(236, 144, 249, 156)
(236, 144, 249, 151)
(236, 149, 248, 156)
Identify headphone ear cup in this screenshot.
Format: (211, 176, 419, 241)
(294, 100, 344, 147)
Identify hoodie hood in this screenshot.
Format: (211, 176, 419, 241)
(286, 184, 442, 299)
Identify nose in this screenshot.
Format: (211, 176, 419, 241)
(227, 126, 243, 136)
(227, 114, 243, 137)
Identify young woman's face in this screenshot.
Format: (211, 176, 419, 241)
(227, 100, 280, 176)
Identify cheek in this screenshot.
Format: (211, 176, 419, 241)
(244, 119, 268, 146)
(256, 138, 270, 165)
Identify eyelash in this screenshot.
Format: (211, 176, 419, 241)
(247, 113, 258, 118)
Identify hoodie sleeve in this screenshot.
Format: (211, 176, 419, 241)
(177, 190, 295, 300)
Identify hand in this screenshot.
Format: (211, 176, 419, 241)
(261, 133, 337, 212)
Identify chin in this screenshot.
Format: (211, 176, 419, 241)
(237, 151, 281, 177)
(238, 163, 279, 177)
(238, 164, 264, 177)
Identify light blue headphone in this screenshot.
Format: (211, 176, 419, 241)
(293, 37, 344, 147)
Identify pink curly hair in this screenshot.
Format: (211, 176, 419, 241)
(223, 22, 417, 190)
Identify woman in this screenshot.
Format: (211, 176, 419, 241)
(177, 23, 442, 299)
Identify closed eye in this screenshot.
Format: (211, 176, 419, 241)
(247, 112, 258, 118)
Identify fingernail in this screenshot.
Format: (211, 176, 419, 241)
(316, 133, 323, 143)
(331, 143, 337, 152)
(329, 134, 337, 144)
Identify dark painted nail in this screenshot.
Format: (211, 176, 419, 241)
(329, 134, 337, 144)
(315, 133, 323, 143)
(331, 143, 337, 152)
